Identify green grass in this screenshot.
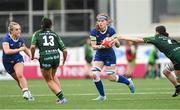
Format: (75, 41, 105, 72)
(0, 78, 180, 109)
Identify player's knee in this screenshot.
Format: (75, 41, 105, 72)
(108, 75, 116, 82)
(163, 69, 170, 76)
(90, 66, 101, 82)
(16, 74, 24, 79)
(106, 70, 116, 81)
(163, 64, 174, 76)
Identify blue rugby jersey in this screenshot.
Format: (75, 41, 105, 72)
(2, 34, 24, 62)
(89, 26, 116, 66)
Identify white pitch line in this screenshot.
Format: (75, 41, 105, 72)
(0, 92, 172, 98)
(2, 105, 179, 110)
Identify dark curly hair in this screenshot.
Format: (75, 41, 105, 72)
(41, 17, 52, 30)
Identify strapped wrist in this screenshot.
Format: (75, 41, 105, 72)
(98, 45, 105, 49)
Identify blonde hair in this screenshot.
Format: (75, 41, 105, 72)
(95, 13, 112, 31)
(8, 22, 20, 33)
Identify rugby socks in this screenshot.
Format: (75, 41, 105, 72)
(22, 88, 29, 94)
(56, 91, 64, 100)
(22, 88, 28, 92)
(116, 75, 130, 85)
(94, 80, 105, 96)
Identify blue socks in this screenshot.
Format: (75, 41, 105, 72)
(116, 75, 130, 85)
(94, 80, 105, 96)
(94, 75, 130, 96)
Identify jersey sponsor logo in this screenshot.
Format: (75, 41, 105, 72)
(10, 43, 13, 46)
(42, 63, 51, 68)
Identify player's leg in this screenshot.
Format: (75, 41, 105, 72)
(163, 63, 179, 87)
(13, 63, 34, 101)
(155, 64, 160, 80)
(174, 63, 180, 97)
(124, 61, 135, 78)
(164, 63, 180, 97)
(52, 68, 61, 89)
(106, 65, 135, 93)
(173, 70, 180, 97)
(11, 72, 22, 89)
(90, 61, 106, 100)
(52, 67, 67, 103)
(41, 68, 67, 104)
(175, 70, 180, 84)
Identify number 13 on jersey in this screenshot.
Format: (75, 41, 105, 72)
(43, 35, 55, 46)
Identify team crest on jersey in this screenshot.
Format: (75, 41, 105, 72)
(19, 42, 22, 47)
(96, 35, 99, 38)
(106, 34, 110, 37)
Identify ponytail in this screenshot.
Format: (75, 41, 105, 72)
(155, 25, 169, 37)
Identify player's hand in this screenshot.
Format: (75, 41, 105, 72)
(101, 37, 115, 48)
(113, 38, 120, 48)
(18, 47, 26, 51)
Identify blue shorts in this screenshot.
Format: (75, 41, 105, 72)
(2, 57, 24, 74)
(94, 50, 116, 66)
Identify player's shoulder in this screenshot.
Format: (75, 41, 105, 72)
(2, 34, 10, 41)
(107, 26, 116, 32)
(34, 29, 42, 35)
(3, 33, 10, 38)
(90, 28, 98, 34)
(50, 30, 59, 36)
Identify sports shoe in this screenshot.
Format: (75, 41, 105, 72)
(57, 98, 68, 104)
(128, 78, 135, 93)
(23, 91, 35, 101)
(172, 85, 180, 97)
(92, 95, 107, 101)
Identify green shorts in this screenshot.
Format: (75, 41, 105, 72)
(39, 53, 60, 70)
(170, 50, 180, 70)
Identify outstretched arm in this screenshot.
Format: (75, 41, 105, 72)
(120, 36, 144, 43)
(112, 34, 145, 43)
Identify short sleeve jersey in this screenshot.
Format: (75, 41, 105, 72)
(31, 29, 65, 55)
(2, 34, 24, 61)
(89, 26, 116, 66)
(143, 35, 180, 62)
(89, 26, 116, 53)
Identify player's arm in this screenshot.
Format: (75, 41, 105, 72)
(2, 42, 25, 55)
(30, 45, 36, 60)
(90, 36, 106, 50)
(61, 48, 67, 65)
(113, 37, 120, 48)
(112, 34, 145, 43)
(22, 44, 31, 59)
(57, 35, 68, 65)
(30, 33, 37, 60)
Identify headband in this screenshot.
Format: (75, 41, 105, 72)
(97, 15, 107, 21)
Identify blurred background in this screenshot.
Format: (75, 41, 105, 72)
(0, 0, 180, 80)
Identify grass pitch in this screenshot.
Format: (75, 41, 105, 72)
(0, 78, 180, 109)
